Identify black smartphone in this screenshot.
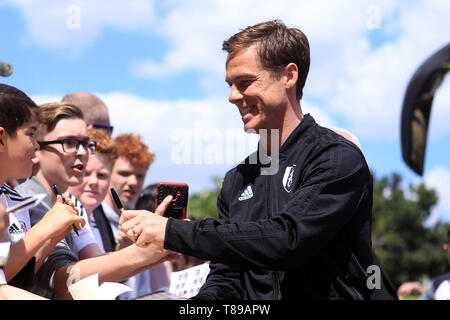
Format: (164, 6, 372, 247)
(156, 182, 189, 219)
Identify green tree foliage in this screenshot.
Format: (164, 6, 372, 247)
(187, 176, 222, 219)
(372, 172, 450, 287)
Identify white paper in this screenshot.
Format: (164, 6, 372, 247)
(0, 242, 11, 267)
(169, 263, 210, 298)
(68, 273, 132, 300)
(99, 281, 133, 300)
(68, 273, 100, 300)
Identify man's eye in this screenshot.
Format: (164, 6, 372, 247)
(65, 139, 77, 147)
(237, 80, 253, 90)
(98, 173, 108, 179)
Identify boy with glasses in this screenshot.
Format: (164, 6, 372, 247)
(38, 138, 96, 156)
(16, 102, 100, 296)
(17, 102, 172, 299)
(0, 86, 85, 299)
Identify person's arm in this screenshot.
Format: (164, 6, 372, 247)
(52, 243, 169, 299)
(193, 175, 243, 300)
(0, 284, 47, 300)
(78, 243, 103, 260)
(115, 227, 135, 251)
(164, 144, 370, 271)
(3, 195, 85, 280)
(418, 281, 435, 300)
(0, 204, 8, 239)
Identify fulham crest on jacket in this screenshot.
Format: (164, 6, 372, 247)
(282, 165, 296, 192)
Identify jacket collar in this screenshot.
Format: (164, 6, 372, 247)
(279, 113, 316, 153)
(257, 113, 316, 157)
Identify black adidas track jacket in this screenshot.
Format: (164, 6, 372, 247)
(165, 114, 395, 300)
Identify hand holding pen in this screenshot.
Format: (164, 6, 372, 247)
(52, 184, 80, 236)
(34, 190, 85, 245)
(110, 188, 124, 213)
(110, 188, 136, 249)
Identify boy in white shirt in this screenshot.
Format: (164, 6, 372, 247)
(17, 102, 172, 299)
(0, 84, 85, 299)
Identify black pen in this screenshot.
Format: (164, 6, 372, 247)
(52, 184, 79, 236)
(110, 188, 124, 213)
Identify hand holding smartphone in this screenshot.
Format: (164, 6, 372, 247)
(156, 182, 189, 219)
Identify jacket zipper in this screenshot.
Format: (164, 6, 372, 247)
(267, 175, 281, 299)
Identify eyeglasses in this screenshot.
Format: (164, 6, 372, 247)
(92, 124, 114, 135)
(38, 138, 96, 155)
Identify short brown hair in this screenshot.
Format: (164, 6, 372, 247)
(0, 84, 39, 137)
(36, 102, 84, 140)
(115, 133, 155, 168)
(88, 128, 118, 165)
(223, 19, 310, 100)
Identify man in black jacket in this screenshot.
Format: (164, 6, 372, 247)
(120, 19, 396, 300)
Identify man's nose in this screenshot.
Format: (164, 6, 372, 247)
(228, 84, 243, 105)
(32, 139, 40, 151)
(127, 175, 139, 186)
(77, 143, 90, 156)
(88, 175, 98, 187)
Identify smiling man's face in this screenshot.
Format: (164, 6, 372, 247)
(225, 45, 289, 133)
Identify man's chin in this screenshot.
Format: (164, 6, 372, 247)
(65, 177, 84, 188)
(244, 123, 255, 133)
(121, 192, 140, 208)
(244, 124, 262, 134)
(120, 197, 133, 210)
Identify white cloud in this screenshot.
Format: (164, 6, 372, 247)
(423, 166, 450, 225)
(130, 0, 450, 142)
(98, 91, 334, 158)
(133, 0, 372, 79)
(31, 94, 61, 105)
(93, 92, 258, 192)
(100, 93, 334, 192)
(7, 0, 155, 53)
(30, 92, 250, 191)
(428, 76, 450, 140)
(16, 1, 450, 202)
(12, 1, 450, 142)
(323, 1, 450, 141)
(329, 39, 419, 140)
(131, 60, 170, 78)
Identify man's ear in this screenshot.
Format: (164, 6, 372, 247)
(0, 127, 6, 151)
(31, 161, 40, 176)
(285, 63, 298, 90)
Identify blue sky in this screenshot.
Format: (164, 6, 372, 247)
(1, 0, 449, 223)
